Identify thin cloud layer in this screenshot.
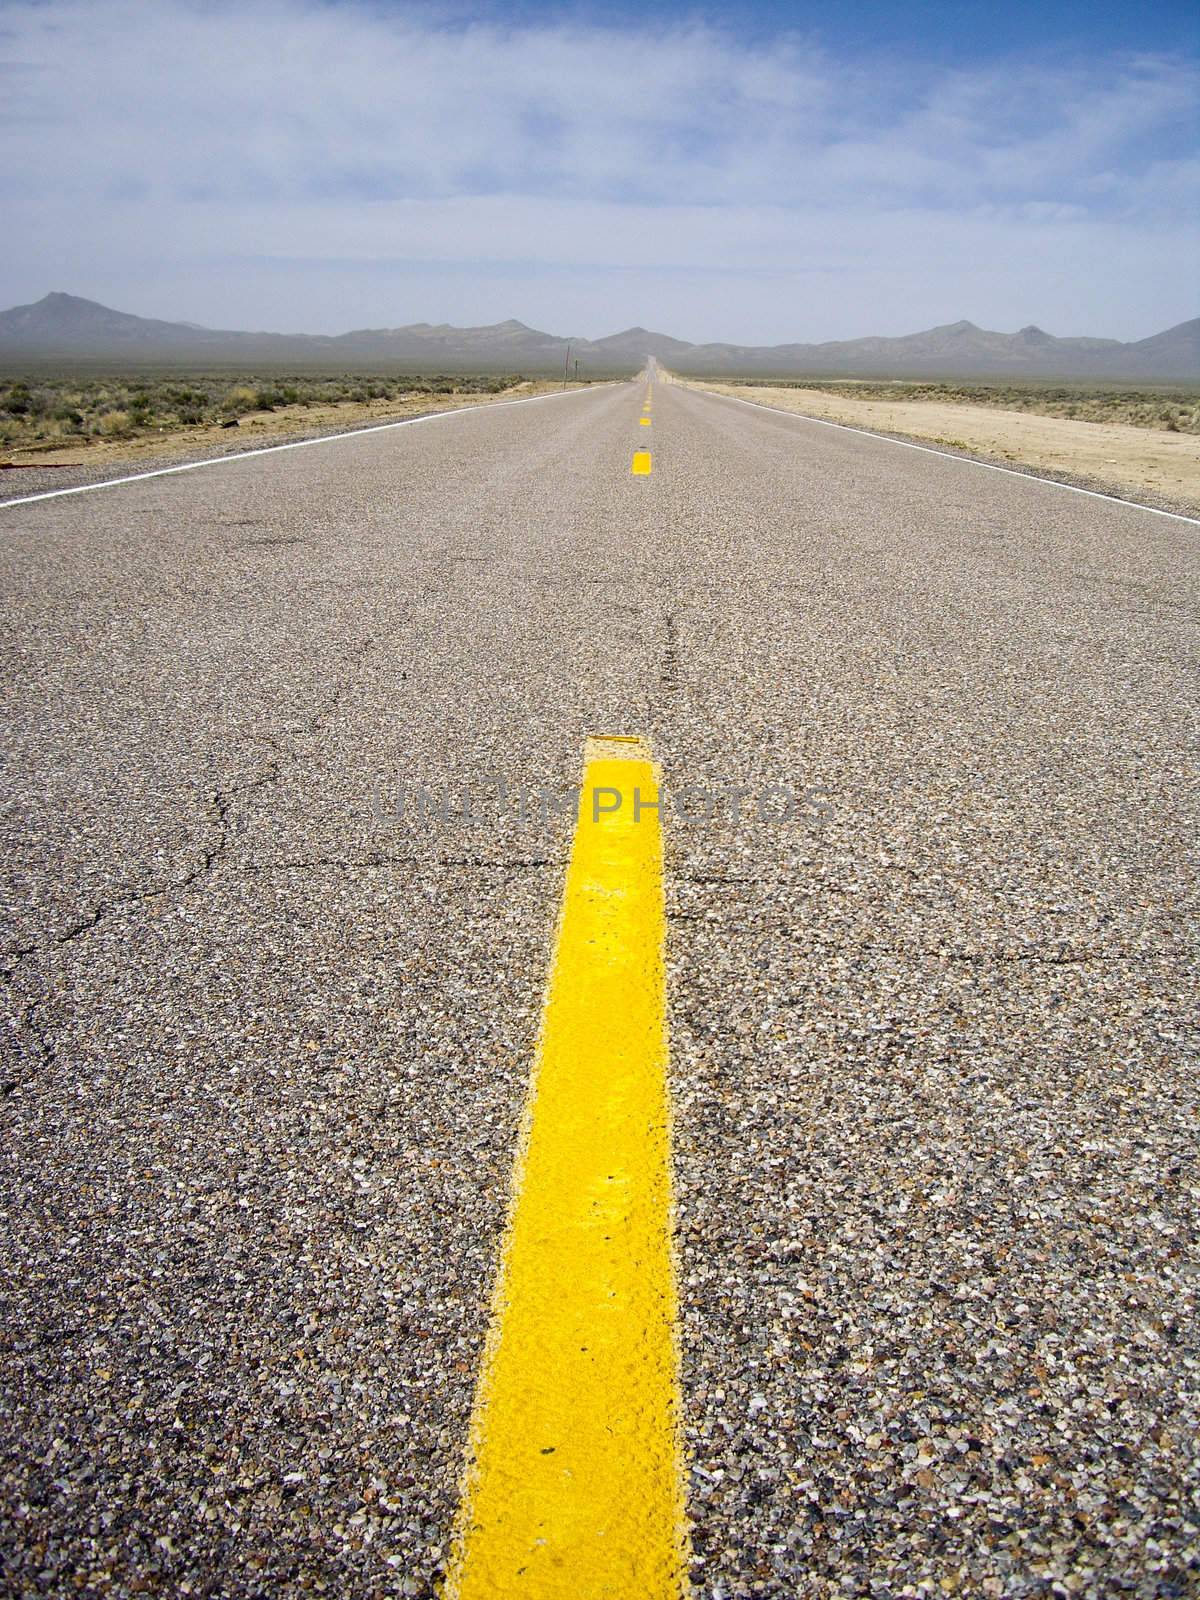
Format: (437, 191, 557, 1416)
(1, 0, 1195, 339)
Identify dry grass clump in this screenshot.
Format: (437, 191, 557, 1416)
(218, 384, 259, 415)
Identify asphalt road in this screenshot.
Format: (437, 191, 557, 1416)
(1, 378, 1197, 1598)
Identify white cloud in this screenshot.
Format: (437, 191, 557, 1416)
(1, 0, 1195, 339)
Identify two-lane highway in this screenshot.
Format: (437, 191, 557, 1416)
(2, 377, 1197, 1596)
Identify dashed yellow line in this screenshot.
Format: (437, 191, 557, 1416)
(444, 735, 687, 1600)
(640, 416, 652, 426)
(632, 450, 653, 475)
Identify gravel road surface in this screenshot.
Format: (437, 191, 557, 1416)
(2, 379, 1197, 1597)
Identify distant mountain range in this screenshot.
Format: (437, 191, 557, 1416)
(1, 292, 1197, 378)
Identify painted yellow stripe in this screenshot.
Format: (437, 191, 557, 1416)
(640, 416, 652, 426)
(632, 451, 653, 475)
(445, 735, 687, 1600)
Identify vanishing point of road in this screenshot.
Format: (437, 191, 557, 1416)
(1, 374, 1196, 1597)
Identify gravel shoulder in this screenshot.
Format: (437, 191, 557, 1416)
(678, 379, 1200, 520)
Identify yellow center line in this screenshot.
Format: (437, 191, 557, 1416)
(444, 735, 688, 1600)
(632, 451, 653, 475)
(640, 417, 652, 426)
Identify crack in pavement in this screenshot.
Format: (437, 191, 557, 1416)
(660, 609, 680, 695)
(1, 633, 379, 1083)
(235, 854, 555, 874)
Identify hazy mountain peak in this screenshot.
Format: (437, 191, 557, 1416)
(33, 291, 122, 316)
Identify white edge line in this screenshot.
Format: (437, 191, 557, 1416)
(0, 382, 619, 510)
(696, 386, 1200, 528)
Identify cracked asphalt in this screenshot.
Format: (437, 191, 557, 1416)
(1, 379, 1197, 1597)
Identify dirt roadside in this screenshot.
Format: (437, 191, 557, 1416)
(676, 379, 1200, 520)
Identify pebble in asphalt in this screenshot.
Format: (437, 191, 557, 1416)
(1, 380, 1197, 1597)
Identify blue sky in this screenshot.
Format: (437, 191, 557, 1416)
(1, 0, 1196, 341)
(480, 0, 1198, 62)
